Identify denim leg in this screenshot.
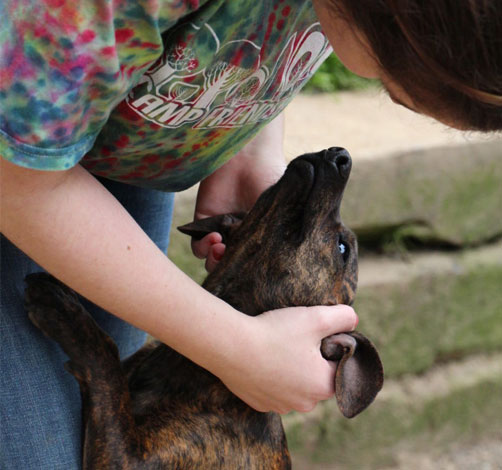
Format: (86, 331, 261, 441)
(0, 177, 175, 469)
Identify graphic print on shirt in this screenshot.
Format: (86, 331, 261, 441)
(80, 1, 332, 191)
(126, 21, 331, 130)
(1, 0, 331, 191)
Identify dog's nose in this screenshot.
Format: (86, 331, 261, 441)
(325, 147, 352, 179)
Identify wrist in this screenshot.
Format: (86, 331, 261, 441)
(211, 314, 267, 394)
(194, 305, 253, 377)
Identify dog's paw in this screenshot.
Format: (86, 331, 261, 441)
(25, 273, 85, 340)
(25, 273, 118, 363)
(25, 272, 79, 304)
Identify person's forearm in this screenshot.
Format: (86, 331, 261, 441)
(0, 159, 243, 372)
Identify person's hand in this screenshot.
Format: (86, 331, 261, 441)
(217, 304, 358, 414)
(192, 115, 287, 272)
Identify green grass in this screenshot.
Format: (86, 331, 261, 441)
(168, 193, 207, 285)
(168, 223, 207, 284)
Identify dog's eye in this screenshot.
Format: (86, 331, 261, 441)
(338, 240, 350, 263)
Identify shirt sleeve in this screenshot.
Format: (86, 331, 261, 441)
(0, 0, 205, 170)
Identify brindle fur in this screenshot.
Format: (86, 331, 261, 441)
(25, 148, 383, 469)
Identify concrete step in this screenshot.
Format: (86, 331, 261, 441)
(354, 240, 502, 378)
(285, 90, 502, 248)
(341, 141, 502, 247)
(283, 90, 501, 161)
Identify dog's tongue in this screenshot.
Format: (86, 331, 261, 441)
(321, 332, 384, 418)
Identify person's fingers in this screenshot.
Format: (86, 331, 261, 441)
(191, 232, 222, 259)
(205, 243, 226, 273)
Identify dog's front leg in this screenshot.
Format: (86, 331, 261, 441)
(25, 273, 145, 469)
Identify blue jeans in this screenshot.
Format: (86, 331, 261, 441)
(0, 176, 175, 469)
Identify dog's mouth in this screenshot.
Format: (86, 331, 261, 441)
(281, 147, 352, 238)
(287, 147, 351, 201)
(183, 148, 354, 251)
(289, 147, 352, 180)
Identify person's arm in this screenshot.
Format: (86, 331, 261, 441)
(0, 159, 236, 360)
(1, 155, 357, 414)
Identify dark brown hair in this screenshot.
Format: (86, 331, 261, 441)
(328, 0, 502, 131)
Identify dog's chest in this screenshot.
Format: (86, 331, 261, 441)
(137, 405, 290, 469)
(126, 346, 291, 469)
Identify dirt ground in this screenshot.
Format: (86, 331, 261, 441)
(283, 89, 500, 162)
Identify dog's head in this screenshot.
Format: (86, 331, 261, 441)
(180, 147, 358, 314)
(179, 147, 383, 418)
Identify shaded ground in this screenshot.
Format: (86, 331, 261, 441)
(286, 352, 502, 470)
(292, 438, 502, 470)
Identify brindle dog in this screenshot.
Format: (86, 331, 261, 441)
(25, 147, 383, 470)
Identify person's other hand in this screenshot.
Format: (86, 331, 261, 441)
(192, 115, 286, 272)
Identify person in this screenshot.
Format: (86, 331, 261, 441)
(1, 0, 500, 467)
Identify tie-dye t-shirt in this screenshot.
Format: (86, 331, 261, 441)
(0, 0, 331, 191)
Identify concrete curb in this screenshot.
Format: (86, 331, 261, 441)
(341, 140, 502, 246)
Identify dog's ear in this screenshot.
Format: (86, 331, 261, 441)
(321, 331, 384, 418)
(177, 212, 246, 244)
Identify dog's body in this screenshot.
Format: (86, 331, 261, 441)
(25, 148, 383, 469)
